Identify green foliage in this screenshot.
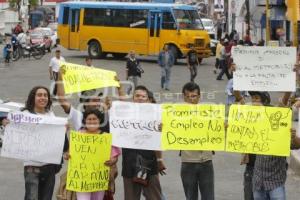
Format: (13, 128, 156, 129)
(29, 0, 39, 7)
(8, 0, 20, 9)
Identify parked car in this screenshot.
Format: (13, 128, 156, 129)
(30, 30, 51, 52)
(201, 18, 216, 39)
(30, 27, 57, 49)
(47, 22, 58, 32)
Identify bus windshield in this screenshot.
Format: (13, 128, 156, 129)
(173, 9, 204, 30)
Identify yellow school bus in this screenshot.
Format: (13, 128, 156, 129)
(57, 1, 211, 62)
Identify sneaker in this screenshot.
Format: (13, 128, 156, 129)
(165, 88, 170, 91)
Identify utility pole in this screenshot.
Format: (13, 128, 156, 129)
(245, 0, 250, 35)
(266, 0, 270, 43)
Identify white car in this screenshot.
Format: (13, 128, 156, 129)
(201, 18, 216, 40)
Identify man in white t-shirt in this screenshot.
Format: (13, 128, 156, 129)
(49, 49, 65, 96)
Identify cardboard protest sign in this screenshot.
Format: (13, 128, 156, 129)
(1, 112, 67, 164)
(161, 104, 226, 150)
(232, 46, 296, 92)
(110, 101, 162, 150)
(226, 105, 292, 156)
(67, 131, 112, 192)
(60, 62, 120, 94)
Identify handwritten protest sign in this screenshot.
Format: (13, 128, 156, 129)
(1, 112, 67, 164)
(67, 131, 112, 192)
(161, 104, 225, 150)
(226, 105, 291, 156)
(60, 62, 120, 94)
(110, 101, 162, 150)
(232, 46, 296, 91)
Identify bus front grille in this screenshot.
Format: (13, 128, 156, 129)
(195, 39, 205, 47)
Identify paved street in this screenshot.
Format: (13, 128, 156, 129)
(0, 48, 299, 200)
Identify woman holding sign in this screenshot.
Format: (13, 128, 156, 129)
(65, 109, 121, 200)
(3, 86, 69, 200)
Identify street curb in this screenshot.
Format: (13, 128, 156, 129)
(290, 152, 300, 175)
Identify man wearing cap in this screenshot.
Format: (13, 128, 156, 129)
(49, 49, 65, 96)
(235, 91, 300, 200)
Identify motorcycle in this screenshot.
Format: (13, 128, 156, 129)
(11, 42, 44, 61)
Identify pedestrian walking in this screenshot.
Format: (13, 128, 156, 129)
(3, 35, 12, 64)
(186, 46, 200, 82)
(216, 39, 231, 80)
(180, 82, 215, 200)
(122, 85, 166, 200)
(126, 50, 143, 95)
(49, 49, 65, 96)
(214, 39, 224, 74)
(158, 44, 175, 91)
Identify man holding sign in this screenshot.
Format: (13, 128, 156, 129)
(179, 82, 215, 200)
(121, 85, 165, 200)
(233, 89, 299, 200)
(1, 86, 69, 200)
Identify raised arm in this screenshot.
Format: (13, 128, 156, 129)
(57, 70, 72, 114)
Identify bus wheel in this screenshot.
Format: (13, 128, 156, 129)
(112, 53, 127, 59)
(88, 41, 102, 59)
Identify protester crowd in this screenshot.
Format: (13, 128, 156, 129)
(1, 27, 300, 200)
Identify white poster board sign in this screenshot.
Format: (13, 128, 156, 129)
(1, 112, 67, 164)
(232, 46, 296, 92)
(110, 101, 161, 150)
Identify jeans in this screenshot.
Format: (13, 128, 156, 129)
(181, 161, 214, 200)
(24, 165, 56, 200)
(127, 76, 138, 95)
(189, 64, 198, 82)
(253, 186, 286, 200)
(217, 59, 231, 80)
(244, 166, 254, 200)
(161, 66, 171, 89)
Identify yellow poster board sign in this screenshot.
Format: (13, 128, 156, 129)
(67, 131, 112, 192)
(60, 62, 120, 94)
(226, 105, 291, 156)
(161, 104, 225, 150)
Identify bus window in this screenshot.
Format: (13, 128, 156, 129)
(62, 7, 69, 25)
(130, 10, 147, 28)
(71, 10, 76, 32)
(162, 12, 176, 30)
(173, 10, 204, 30)
(84, 8, 106, 26)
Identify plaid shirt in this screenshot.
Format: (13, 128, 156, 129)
(253, 155, 287, 191)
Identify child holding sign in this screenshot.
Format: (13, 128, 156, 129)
(65, 109, 121, 200)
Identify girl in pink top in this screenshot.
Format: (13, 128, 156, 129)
(66, 109, 121, 200)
